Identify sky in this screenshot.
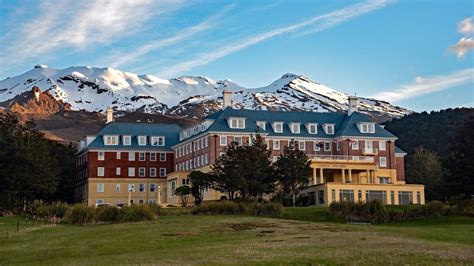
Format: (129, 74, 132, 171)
(0, 0, 473, 112)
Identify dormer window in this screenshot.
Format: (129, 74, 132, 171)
(290, 123, 300, 134)
(104, 135, 119, 145)
(256, 121, 266, 131)
(323, 124, 335, 135)
(358, 123, 375, 133)
(273, 122, 283, 133)
(123, 135, 131, 146)
(228, 117, 245, 129)
(138, 136, 147, 146)
(306, 123, 318, 134)
(151, 136, 165, 146)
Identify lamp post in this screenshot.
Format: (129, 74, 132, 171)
(157, 185, 161, 205)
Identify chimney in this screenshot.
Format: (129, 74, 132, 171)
(106, 107, 114, 124)
(348, 96, 358, 116)
(222, 89, 232, 109)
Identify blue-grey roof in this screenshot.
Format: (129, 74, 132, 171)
(395, 146, 407, 154)
(197, 107, 397, 139)
(87, 122, 181, 151)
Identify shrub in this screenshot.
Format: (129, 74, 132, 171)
(119, 205, 155, 222)
(96, 206, 120, 222)
(329, 200, 389, 224)
(64, 204, 96, 225)
(33, 202, 69, 218)
(246, 202, 283, 217)
(192, 201, 242, 215)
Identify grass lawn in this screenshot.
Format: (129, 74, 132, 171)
(0, 209, 473, 265)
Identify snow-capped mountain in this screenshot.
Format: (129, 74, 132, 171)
(0, 65, 410, 120)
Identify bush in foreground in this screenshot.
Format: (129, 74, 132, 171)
(191, 201, 282, 217)
(119, 205, 155, 222)
(64, 204, 96, 225)
(96, 206, 120, 222)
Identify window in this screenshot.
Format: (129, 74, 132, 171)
(379, 141, 386, 151)
(273, 140, 280, 150)
(379, 177, 390, 184)
(104, 135, 118, 145)
(151, 136, 165, 146)
(339, 190, 354, 202)
(150, 167, 156, 177)
(379, 157, 387, 167)
(150, 183, 156, 192)
(298, 141, 305, 150)
(391, 191, 395, 204)
(115, 184, 120, 192)
(128, 184, 135, 192)
(138, 136, 147, 146)
(351, 140, 359, 150)
(123, 135, 131, 145)
(220, 136, 227, 146)
(139, 152, 146, 161)
(332, 189, 336, 201)
(128, 167, 135, 177)
(116, 167, 121, 176)
(169, 181, 176, 197)
(204, 137, 208, 147)
(398, 191, 413, 205)
(139, 183, 145, 192)
(97, 183, 104, 193)
(273, 122, 283, 133)
(358, 190, 362, 201)
(116, 152, 121, 159)
(323, 124, 335, 135)
(256, 121, 266, 130)
(366, 190, 387, 204)
(364, 140, 374, 153)
(160, 153, 166, 161)
(229, 118, 245, 129)
(139, 167, 146, 177)
(150, 152, 157, 161)
(97, 167, 104, 177)
(324, 142, 331, 151)
(307, 123, 317, 134)
(291, 123, 300, 134)
(314, 141, 321, 151)
(128, 152, 135, 161)
(96, 199, 104, 205)
(416, 192, 421, 204)
(98, 152, 105, 161)
(205, 154, 209, 164)
(337, 141, 341, 151)
(234, 136, 242, 145)
(359, 123, 375, 133)
(159, 168, 166, 177)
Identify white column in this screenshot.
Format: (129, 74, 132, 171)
(313, 167, 317, 185)
(320, 168, 324, 184)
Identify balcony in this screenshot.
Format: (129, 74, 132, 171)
(362, 148, 378, 155)
(312, 155, 375, 163)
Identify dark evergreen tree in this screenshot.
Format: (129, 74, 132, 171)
(274, 140, 312, 206)
(406, 147, 444, 201)
(188, 170, 211, 205)
(209, 142, 244, 200)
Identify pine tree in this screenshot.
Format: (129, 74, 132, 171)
(274, 140, 312, 206)
(188, 171, 211, 205)
(209, 142, 244, 200)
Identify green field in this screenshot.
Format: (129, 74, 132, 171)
(0, 207, 473, 265)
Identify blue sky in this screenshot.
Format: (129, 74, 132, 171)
(0, 0, 473, 111)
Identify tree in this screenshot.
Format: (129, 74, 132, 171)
(406, 146, 444, 201)
(443, 114, 474, 199)
(175, 186, 191, 207)
(188, 171, 211, 205)
(209, 142, 244, 200)
(274, 140, 312, 206)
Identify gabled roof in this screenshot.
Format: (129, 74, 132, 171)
(87, 122, 181, 151)
(335, 112, 396, 139)
(395, 146, 407, 155)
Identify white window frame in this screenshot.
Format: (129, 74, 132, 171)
(150, 183, 156, 192)
(150, 152, 157, 161)
(337, 141, 341, 151)
(298, 140, 305, 150)
(256, 121, 266, 130)
(160, 153, 166, 161)
(116, 167, 121, 176)
(324, 142, 331, 151)
(307, 123, 318, 134)
(97, 183, 104, 193)
(220, 136, 227, 146)
(273, 140, 280, 150)
(273, 122, 283, 133)
(151, 136, 165, 146)
(234, 136, 242, 145)
(139, 183, 146, 192)
(128, 167, 135, 177)
(116, 152, 121, 160)
(128, 183, 135, 192)
(115, 184, 120, 192)
(139, 167, 146, 177)
(139, 152, 146, 161)
(352, 140, 359, 150)
(379, 157, 387, 167)
(359, 123, 376, 133)
(314, 141, 321, 151)
(291, 123, 301, 134)
(123, 135, 131, 146)
(229, 117, 245, 129)
(138, 136, 147, 146)
(323, 124, 335, 135)
(159, 168, 167, 177)
(128, 152, 135, 161)
(98, 151, 105, 161)
(379, 141, 386, 151)
(97, 167, 104, 177)
(104, 135, 119, 145)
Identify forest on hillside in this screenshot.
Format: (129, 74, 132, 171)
(384, 108, 474, 201)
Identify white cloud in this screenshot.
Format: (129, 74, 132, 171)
(370, 68, 474, 102)
(450, 37, 474, 58)
(0, 0, 185, 64)
(109, 4, 234, 68)
(156, 0, 394, 78)
(458, 16, 474, 34)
